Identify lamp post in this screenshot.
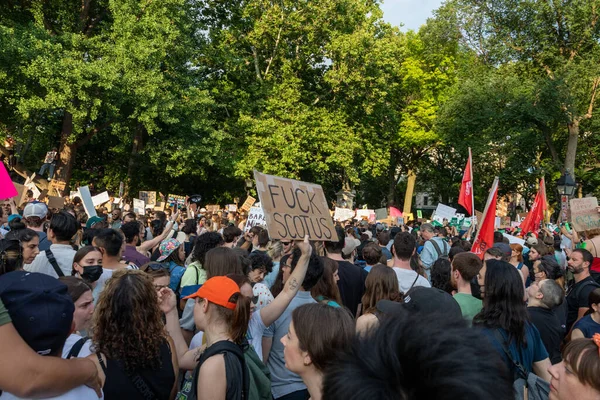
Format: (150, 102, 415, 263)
(556, 171, 576, 222)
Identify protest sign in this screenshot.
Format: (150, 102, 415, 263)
(503, 233, 525, 246)
(433, 203, 457, 222)
(139, 191, 157, 207)
(375, 208, 388, 221)
(254, 171, 336, 241)
(12, 183, 27, 205)
(416, 210, 423, 219)
(244, 206, 266, 232)
(133, 199, 146, 215)
(240, 196, 256, 212)
(78, 186, 97, 218)
(570, 197, 600, 232)
(205, 204, 221, 213)
(404, 212, 414, 222)
(227, 204, 238, 212)
(334, 207, 355, 221)
(0, 163, 17, 199)
(167, 194, 185, 207)
(92, 191, 110, 207)
(49, 179, 66, 191)
(355, 209, 376, 223)
(47, 196, 65, 210)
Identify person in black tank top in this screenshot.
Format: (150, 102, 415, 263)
(182, 276, 251, 400)
(91, 269, 178, 399)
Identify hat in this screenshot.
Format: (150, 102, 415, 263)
(0, 271, 74, 355)
(184, 276, 240, 310)
(85, 216, 104, 229)
(200, 208, 207, 213)
(376, 287, 462, 320)
(23, 202, 47, 219)
(525, 236, 538, 246)
(342, 237, 361, 256)
(7, 214, 20, 224)
(364, 231, 373, 240)
(493, 242, 512, 258)
(157, 238, 181, 262)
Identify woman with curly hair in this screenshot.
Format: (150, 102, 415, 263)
(356, 264, 401, 336)
(90, 269, 178, 399)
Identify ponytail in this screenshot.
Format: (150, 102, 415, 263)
(229, 293, 251, 344)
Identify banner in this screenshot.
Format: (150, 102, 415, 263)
(570, 197, 600, 232)
(334, 207, 355, 221)
(254, 170, 336, 241)
(471, 177, 499, 258)
(78, 186, 98, 218)
(519, 177, 547, 234)
(458, 148, 474, 215)
(244, 206, 266, 232)
(240, 196, 256, 212)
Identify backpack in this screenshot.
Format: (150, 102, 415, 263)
(430, 239, 449, 261)
(177, 341, 271, 400)
(492, 330, 550, 400)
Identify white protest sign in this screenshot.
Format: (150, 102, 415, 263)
(78, 186, 97, 218)
(502, 233, 525, 246)
(334, 207, 355, 221)
(433, 203, 457, 222)
(133, 199, 146, 215)
(91, 191, 110, 207)
(355, 209, 375, 222)
(244, 206, 266, 232)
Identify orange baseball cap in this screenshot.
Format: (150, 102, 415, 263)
(183, 276, 240, 310)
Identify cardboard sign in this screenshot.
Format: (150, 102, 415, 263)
(227, 204, 238, 212)
(253, 171, 336, 241)
(78, 186, 97, 218)
(133, 199, 146, 215)
(47, 196, 65, 210)
(240, 196, 256, 212)
(167, 194, 185, 207)
(334, 207, 355, 222)
(139, 191, 157, 207)
(404, 212, 414, 222)
(0, 163, 17, 199)
(244, 206, 266, 232)
(205, 204, 221, 213)
(375, 208, 388, 221)
(49, 179, 67, 191)
(570, 197, 600, 232)
(91, 191, 110, 207)
(12, 182, 27, 205)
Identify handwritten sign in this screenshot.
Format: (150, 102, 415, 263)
(254, 170, 336, 241)
(167, 194, 185, 208)
(49, 179, 67, 191)
(244, 206, 266, 232)
(139, 191, 157, 207)
(334, 207, 355, 222)
(355, 209, 375, 222)
(227, 204, 238, 212)
(375, 208, 388, 221)
(240, 196, 256, 212)
(133, 199, 146, 215)
(47, 196, 65, 210)
(433, 203, 457, 223)
(205, 205, 221, 213)
(570, 197, 600, 232)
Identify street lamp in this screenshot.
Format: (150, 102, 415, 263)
(556, 171, 576, 222)
(556, 171, 576, 196)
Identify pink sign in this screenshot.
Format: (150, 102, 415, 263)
(0, 162, 17, 199)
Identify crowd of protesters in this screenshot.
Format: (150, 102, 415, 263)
(0, 195, 600, 400)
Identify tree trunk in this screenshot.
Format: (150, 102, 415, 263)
(125, 124, 145, 199)
(387, 169, 397, 206)
(56, 111, 76, 188)
(564, 120, 579, 175)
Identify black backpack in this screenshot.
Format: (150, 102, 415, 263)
(430, 239, 449, 261)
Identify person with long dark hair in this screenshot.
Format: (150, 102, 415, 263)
(356, 264, 401, 336)
(473, 259, 551, 382)
(572, 288, 600, 339)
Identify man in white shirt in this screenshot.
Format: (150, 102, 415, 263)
(25, 211, 78, 278)
(0, 271, 99, 400)
(391, 232, 431, 294)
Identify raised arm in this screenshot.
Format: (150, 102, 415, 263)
(138, 212, 178, 253)
(0, 322, 102, 398)
(259, 236, 312, 327)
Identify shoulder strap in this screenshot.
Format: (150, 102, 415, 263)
(99, 352, 161, 400)
(492, 329, 528, 381)
(574, 279, 600, 300)
(197, 341, 249, 400)
(67, 337, 89, 359)
(45, 249, 64, 277)
(408, 272, 420, 293)
(430, 240, 443, 257)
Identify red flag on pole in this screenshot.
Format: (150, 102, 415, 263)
(471, 177, 499, 258)
(458, 148, 474, 216)
(519, 178, 547, 234)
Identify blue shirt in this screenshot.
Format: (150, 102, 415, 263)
(264, 291, 316, 398)
(264, 261, 280, 289)
(573, 315, 600, 338)
(480, 323, 548, 377)
(168, 261, 185, 293)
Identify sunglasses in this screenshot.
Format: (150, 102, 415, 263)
(143, 262, 169, 272)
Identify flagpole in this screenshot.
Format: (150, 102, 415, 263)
(469, 147, 475, 225)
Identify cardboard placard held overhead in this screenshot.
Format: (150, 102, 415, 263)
(139, 191, 157, 207)
(254, 171, 336, 241)
(433, 203, 457, 222)
(78, 186, 97, 218)
(570, 197, 600, 232)
(240, 196, 256, 212)
(334, 207, 355, 222)
(91, 191, 110, 207)
(49, 179, 67, 191)
(12, 182, 27, 205)
(167, 194, 186, 207)
(244, 206, 266, 232)
(47, 196, 65, 210)
(375, 208, 388, 221)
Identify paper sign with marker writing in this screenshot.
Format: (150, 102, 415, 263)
(133, 199, 146, 215)
(434, 203, 457, 222)
(78, 186, 97, 218)
(244, 206, 266, 232)
(92, 191, 110, 207)
(334, 207, 355, 221)
(570, 197, 600, 232)
(253, 170, 336, 241)
(139, 191, 157, 207)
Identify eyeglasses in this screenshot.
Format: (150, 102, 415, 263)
(143, 262, 169, 272)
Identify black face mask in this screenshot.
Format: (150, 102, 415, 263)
(81, 265, 103, 282)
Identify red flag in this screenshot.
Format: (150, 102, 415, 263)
(519, 178, 547, 234)
(458, 149, 473, 216)
(389, 207, 402, 218)
(471, 177, 499, 258)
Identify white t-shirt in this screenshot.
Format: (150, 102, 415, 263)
(93, 265, 139, 303)
(393, 267, 431, 294)
(24, 244, 76, 278)
(0, 385, 100, 400)
(248, 311, 267, 361)
(61, 333, 92, 359)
